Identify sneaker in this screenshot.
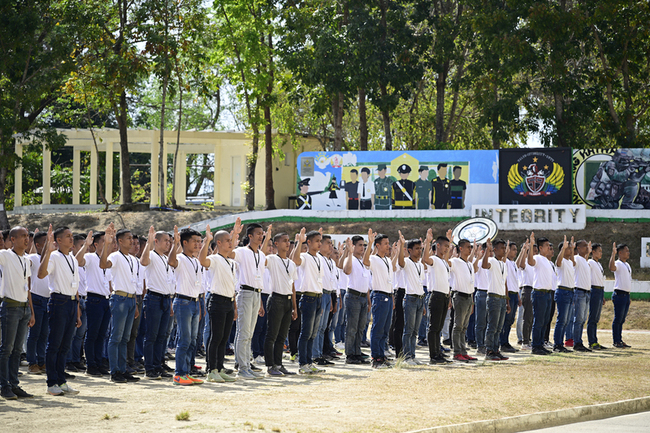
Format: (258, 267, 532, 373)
(289, 354, 298, 363)
(207, 369, 225, 383)
(59, 383, 80, 394)
(464, 354, 478, 361)
(63, 372, 75, 380)
(110, 372, 127, 383)
(237, 369, 256, 380)
(416, 340, 428, 347)
(433, 356, 452, 365)
(316, 358, 334, 366)
(66, 362, 79, 372)
(544, 341, 554, 349)
(345, 357, 362, 365)
(187, 375, 204, 384)
(86, 366, 103, 377)
(334, 342, 345, 350)
(11, 386, 33, 398)
(249, 364, 262, 372)
(253, 355, 265, 365)
(532, 347, 549, 355)
(564, 339, 574, 347)
(145, 370, 162, 380)
(553, 345, 572, 353)
(361, 341, 370, 348)
(590, 343, 608, 350)
(309, 364, 325, 374)
(123, 372, 141, 382)
(372, 360, 390, 369)
(190, 368, 205, 377)
(496, 352, 509, 361)
(98, 366, 111, 375)
(47, 385, 64, 396)
(159, 370, 173, 378)
(218, 369, 237, 382)
(441, 346, 451, 353)
(405, 358, 419, 366)
(468, 341, 477, 349)
(162, 363, 174, 372)
(573, 343, 592, 352)
(500, 344, 518, 353)
(173, 375, 194, 386)
(614, 342, 631, 348)
(476, 347, 486, 355)
(1, 386, 17, 400)
(277, 365, 296, 376)
(267, 366, 284, 377)
(485, 351, 501, 361)
(297, 364, 312, 375)
(39, 364, 47, 373)
(28, 364, 42, 375)
(453, 354, 469, 363)
(72, 361, 87, 371)
(222, 368, 234, 375)
(248, 368, 265, 379)
(521, 344, 532, 351)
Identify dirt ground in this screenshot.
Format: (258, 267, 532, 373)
(2, 330, 649, 433)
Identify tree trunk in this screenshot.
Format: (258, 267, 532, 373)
(380, 84, 392, 150)
(621, 55, 636, 144)
(359, 88, 368, 150)
(264, 31, 276, 210)
(435, 62, 449, 143)
(171, 84, 183, 208)
(554, 92, 566, 147)
(331, 93, 344, 151)
(0, 163, 10, 229)
(491, 85, 500, 150)
(116, 90, 132, 208)
(159, 76, 168, 207)
(246, 124, 259, 211)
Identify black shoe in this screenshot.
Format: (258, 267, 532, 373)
(222, 368, 234, 375)
(12, 386, 33, 398)
(162, 362, 174, 372)
(64, 372, 76, 380)
(442, 339, 452, 346)
(66, 363, 79, 372)
(72, 361, 87, 371)
(417, 340, 428, 347)
(159, 370, 173, 378)
(111, 372, 127, 383)
(500, 344, 518, 353)
(128, 363, 144, 374)
(123, 372, 141, 382)
(249, 364, 261, 372)
(316, 358, 334, 366)
(532, 347, 549, 355)
(98, 366, 110, 375)
(145, 370, 162, 380)
(101, 359, 110, 369)
(1, 386, 17, 400)
(614, 342, 631, 348)
(468, 341, 477, 349)
(553, 345, 572, 353)
(86, 366, 103, 377)
(542, 347, 552, 354)
(360, 353, 370, 359)
(573, 343, 592, 352)
(345, 357, 362, 365)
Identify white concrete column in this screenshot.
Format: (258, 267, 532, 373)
(105, 141, 113, 203)
(73, 149, 80, 205)
(90, 145, 97, 205)
(118, 146, 124, 204)
(150, 131, 159, 207)
(14, 142, 22, 209)
(214, 143, 220, 206)
(163, 138, 168, 204)
(42, 145, 51, 205)
(175, 151, 186, 206)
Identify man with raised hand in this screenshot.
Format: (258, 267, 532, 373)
(291, 228, 326, 375)
(482, 239, 510, 361)
(66, 233, 92, 373)
(126, 235, 145, 374)
(399, 234, 427, 365)
(199, 220, 242, 383)
(553, 236, 575, 353)
(473, 243, 489, 355)
(0, 227, 35, 399)
(422, 229, 453, 365)
(365, 230, 397, 369)
(99, 224, 141, 384)
(168, 227, 206, 385)
(263, 231, 298, 377)
(448, 239, 478, 363)
(528, 232, 554, 356)
(26, 231, 49, 375)
(313, 234, 336, 367)
(140, 226, 175, 380)
(587, 243, 607, 350)
(609, 242, 632, 349)
(342, 234, 372, 365)
(38, 226, 82, 396)
(517, 240, 535, 350)
(233, 223, 270, 380)
(500, 242, 521, 353)
(572, 240, 593, 352)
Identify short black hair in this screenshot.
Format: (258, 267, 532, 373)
(576, 239, 588, 247)
(53, 227, 70, 242)
(180, 228, 201, 245)
(537, 237, 550, 249)
(361, 167, 370, 174)
(322, 234, 332, 242)
(616, 243, 628, 253)
(273, 233, 288, 244)
(351, 235, 364, 245)
(435, 236, 449, 244)
(509, 242, 517, 248)
(457, 239, 470, 248)
(92, 231, 105, 246)
(246, 223, 263, 238)
(437, 163, 447, 170)
(73, 234, 86, 243)
(407, 239, 422, 250)
(592, 242, 602, 251)
(306, 231, 321, 242)
(493, 239, 506, 248)
(1, 229, 9, 239)
(374, 234, 388, 246)
(34, 231, 47, 243)
(350, 169, 358, 175)
(116, 229, 131, 241)
(453, 166, 462, 172)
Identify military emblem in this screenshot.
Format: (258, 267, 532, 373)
(507, 155, 564, 197)
(451, 217, 498, 246)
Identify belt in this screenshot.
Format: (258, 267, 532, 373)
(557, 286, 574, 292)
(576, 288, 589, 293)
(136, 294, 143, 300)
(51, 292, 77, 300)
(176, 294, 198, 302)
(323, 289, 333, 295)
(273, 294, 293, 300)
(476, 289, 487, 293)
(198, 293, 205, 299)
(349, 198, 359, 201)
(113, 291, 135, 298)
(376, 196, 389, 199)
(347, 289, 367, 297)
(211, 293, 235, 302)
(406, 293, 426, 299)
(240, 285, 262, 293)
(533, 288, 552, 293)
(488, 293, 507, 299)
(614, 289, 629, 296)
(79, 295, 87, 300)
(453, 292, 472, 298)
(522, 286, 533, 290)
(88, 292, 109, 299)
(147, 290, 172, 298)
(592, 286, 604, 290)
(2, 298, 28, 307)
(302, 292, 322, 298)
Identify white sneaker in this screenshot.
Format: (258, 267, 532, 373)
(218, 369, 237, 382)
(309, 364, 325, 374)
(521, 344, 532, 351)
(248, 368, 264, 379)
(207, 369, 225, 383)
(298, 365, 313, 375)
(405, 358, 418, 366)
(47, 385, 64, 396)
(59, 383, 79, 395)
(237, 369, 256, 380)
(253, 355, 265, 365)
(385, 349, 395, 358)
(335, 342, 345, 351)
(544, 342, 554, 349)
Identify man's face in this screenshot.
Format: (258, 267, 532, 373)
(400, 172, 408, 180)
(619, 246, 630, 261)
(592, 246, 602, 260)
(300, 185, 309, 194)
(577, 243, 588, 256)
(183, 235, 202, 254)
(118, 232, 133, 252)
(274, 235, 290, 255)
(419, 170, 429, 180)
(494, 243, 506, 259)
(73, 239, 85, 255)
(438, 167, 447, 178)
(130, 238, 140, 256)
(508, 245, 517, 260)
(217, 233, 234, 254)
(320, 238, 332, 255)
(436, 240, 449, 257)
(56, 229, 74, 250)
(409, 243, 422, 260)
(94, 236, 105, 255)
(308, 234, 322, 251)
(361, 172, 369, 182)
(350, 172, 358, 182)
(459, 242, 471, 258)
(538, 242, 551, 257)
(353, 240, 365, 256)
(453, 168, 462, 180)
(155, 234, 171, 253)
(11, 228, 30, 251)
(378, 169, 386, 178)
(377, 238, 390, 256)
(249, 228, 264, 246)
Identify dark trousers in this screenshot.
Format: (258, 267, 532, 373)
(46, 294, 78, 387)
(587, 287, 604, 346)
(389, 288, 405, 356)
(499, 291, 519, 346)
(544, 299, 556, 343)
(206, 294, 235, 371)
(427, 291, 448, 359)
(264, 294, 293, 367)
(127, 295, 143, 365)
(348, 199, 359, 210)
(288, 293, 302, 356)
(521, 287, 533, 345)
(26, 293, 49, 367)
(323, 293, 337, 355)
(612, 290, 630, 344)
(143, 292, 172, 373)
(84, 294, 111, 369)
(252, 293, 269, 358)
(360, 200, 372, 210)
(0, 303, 32, 389)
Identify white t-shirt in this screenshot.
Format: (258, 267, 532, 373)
(402, 258, 425, 296)
(557, 259, 575, 289)
(133, 256, 144, 295)
(175, 253, 203, 298)
(521, 265, 534, 287)
(47, 251, 80, 297)
(428, 255, 450, 295)
(144, 251, 175, 296)
(346, 257, 370, 293)
(338, 270, 348, 292)
(108, 251, 138, 294)
(506, 259, 518, 293)
(233, 247, 266, 290)
(588, 259, 605, 288)
(449, 257, 474, 295)
(486, 257, 507, 296)
(475, 266, 489, 290)
(298, 252, 324, 294)
(295, 266, 304, 293)
(266, 254, 297, 296)
(78, 266, 88, 297)
(319, 253, 337, 292)
(357, 180, 375, 199)
(369, 255, 394, 294)
(0, 250, 31, 302)
(208, 254, 238, 298)
(84, 253, 111, 296)
(613, 260, 632, 292)
(532, 255, 555, 291)
(574, 255, 591, 291)
(28, 254, 49, 298)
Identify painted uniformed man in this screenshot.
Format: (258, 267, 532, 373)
(344, 169, 360, 210)
(431, 163, 451, 209)
(392, 164, 415, 209)
(415, 166, 432, 210)
(374, 164, 392, 210)
(296, 179, 312, 210)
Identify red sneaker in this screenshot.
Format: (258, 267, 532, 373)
(565, 339, 574, 347)
(464, 355, 478, 361)
(193, 365, 203, 370)
(453, 354, 468, 362)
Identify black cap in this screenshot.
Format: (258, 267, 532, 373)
(418, 165, 429, 172)
(298, 178, 310, 187)
(377, 164, 387, 171)
(398, 164, 411, 173)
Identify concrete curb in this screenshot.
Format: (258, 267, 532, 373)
(404, 396, 650, 433)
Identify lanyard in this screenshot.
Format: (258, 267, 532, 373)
(409, 257, 422, 277)
(120, 251, 134, 277)
(380, 255, 390, 273)
(308, 252, 321, 272)
(279, 255, 290, 275)
(96, 252, 106, 276)
(320, 253, 333, 272)
(219, 253, 234, 275)
(460, 257, 472, 276)
(12, 249, 26, 279)
(154, 250, 169, 273)
(248, 245, 260, 270)
(182, 253, 199, 278)
(59, 251, 75, 276)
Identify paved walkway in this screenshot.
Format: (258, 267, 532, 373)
(524, 411, 650, 432)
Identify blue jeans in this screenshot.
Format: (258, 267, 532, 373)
(474, 290, 488, 349)
(68, 297, 87, 363)
(190, 296, 206, 369)
(252, 293, 269, 358)
(370, 292, 393, 360)
(532, 289, 552, 349)
(402, 295, 425, 359)
(0, 303, 32, 388)
(418, 289, 430, 342)
(572, 290, 590, 345)
(46, 294, 78, 387)
(611, 291, 630, 344)
(587, 287, 604, 345)
(26, 293, 49, 366)
(298, 294, 322, 365)
(108, 294, 136, 374)
(553, 289, 573, 347)
(203, 292, 211, 350)
(174, 298, 200, 376)
(84, 295, 111, 368)
(143, 292, 172, 372)
(313, 292, 332, 359)
(500, 292, 519, 346)
(334, 289, 346, 343)
(564, 301, 575, 341)
(344, 292, 368, 357)
(485, 295, 507, 352)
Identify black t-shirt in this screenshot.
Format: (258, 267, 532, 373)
(344, 181, 359, 199)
